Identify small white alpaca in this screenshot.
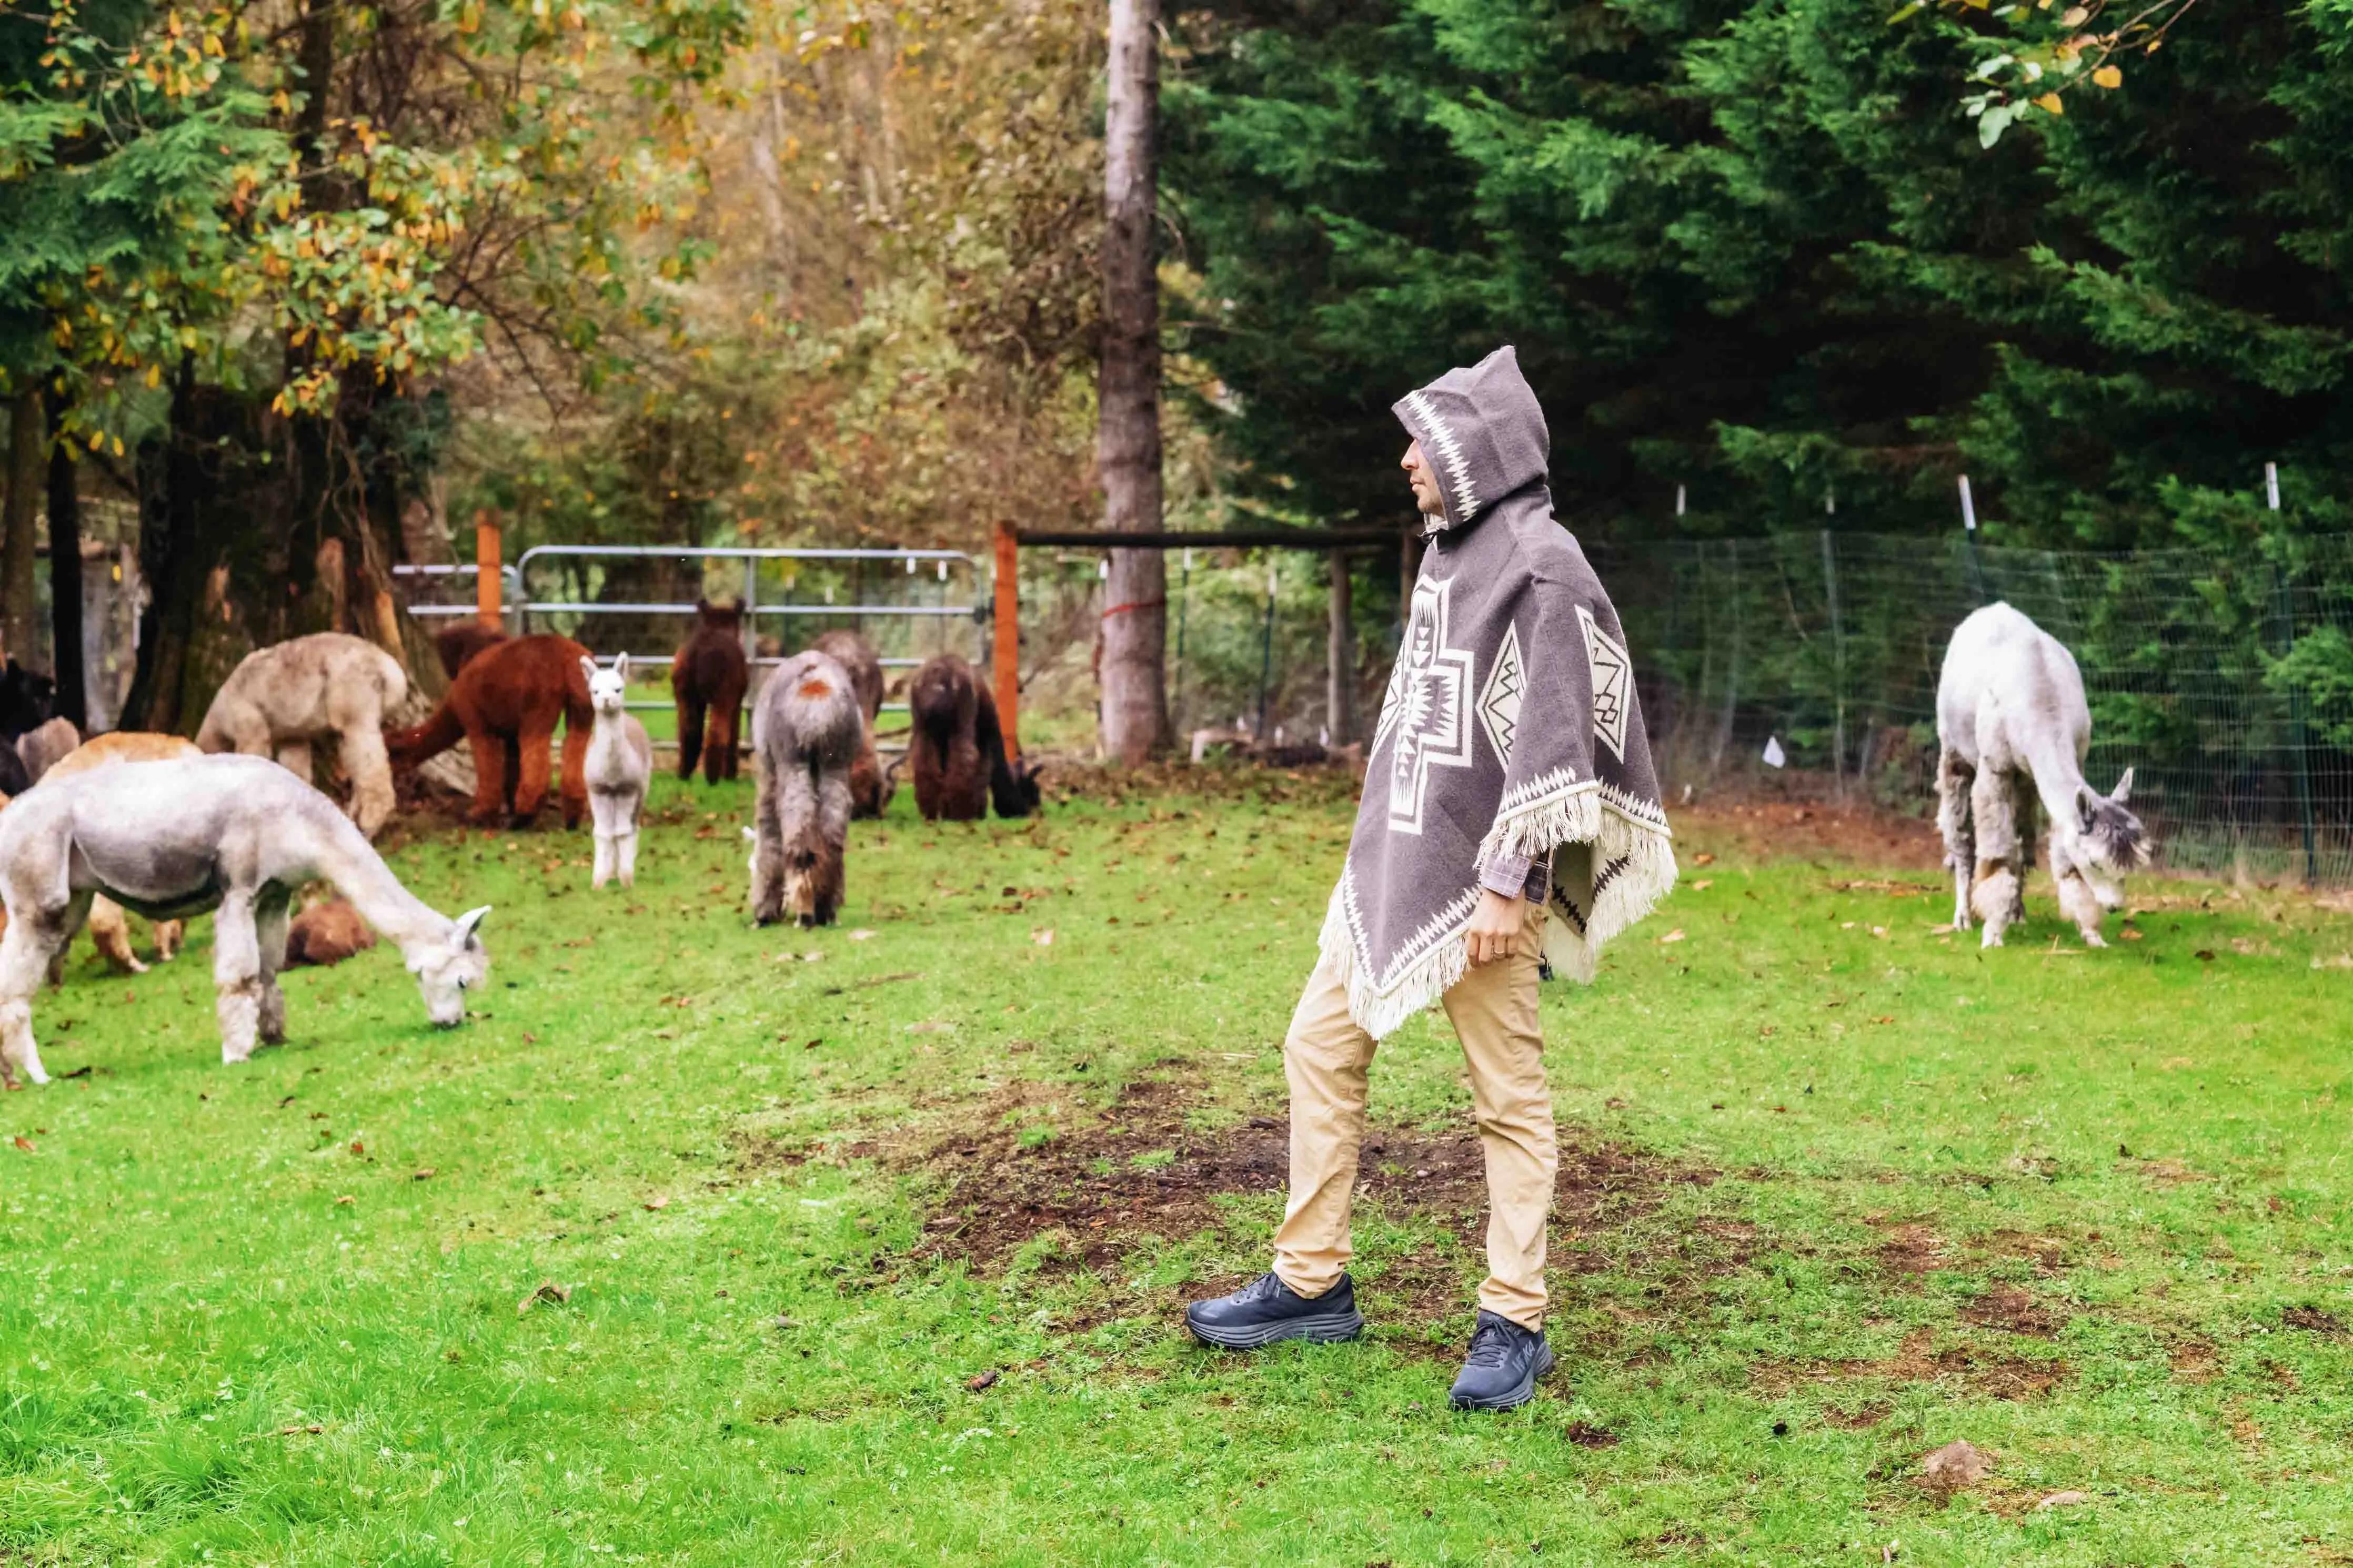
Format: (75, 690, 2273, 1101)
(580, 654, 652, 889)
(1936, 602, 2149, 948)
(0, 754, 489, 1086)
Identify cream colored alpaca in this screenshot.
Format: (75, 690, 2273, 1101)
(197, 632, 409, 837)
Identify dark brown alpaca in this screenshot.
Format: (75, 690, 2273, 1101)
(672, 600, 750, 784)
(434, 622, 508, 681)
(387, 634, 594, 827)
(811, 630, 887, 818)
(908, 653, 1041, 822)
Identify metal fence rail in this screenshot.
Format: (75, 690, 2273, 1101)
(507, 544, 984, 718)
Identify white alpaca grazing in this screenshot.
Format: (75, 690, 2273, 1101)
(580, 654, 652, 889)
(1936, 602, 2149, 949)
(0, 754, 489, 1086)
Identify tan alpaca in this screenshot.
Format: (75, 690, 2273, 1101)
(196, 632, 409, 837)
(42, 733, 205, 973)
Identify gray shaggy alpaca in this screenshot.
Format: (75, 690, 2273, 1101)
(746, 651, 863, 928)
(1937, 602, 2149, 948)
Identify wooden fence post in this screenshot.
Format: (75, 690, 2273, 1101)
(475, 511, 501, 629)
(993, 521, 1021, 760)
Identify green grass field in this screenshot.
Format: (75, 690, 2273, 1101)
(5, 774, 2352, 1566)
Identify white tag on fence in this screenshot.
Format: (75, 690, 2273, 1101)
(1762, 735, 1787, 768)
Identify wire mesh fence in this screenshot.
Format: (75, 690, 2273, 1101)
(1020, 530, 2353, 887)
(1587, 531, 2353, 885)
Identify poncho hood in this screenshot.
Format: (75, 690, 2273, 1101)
(1319, 346, 1677, 1039)
(1393, 345, 1550, 534)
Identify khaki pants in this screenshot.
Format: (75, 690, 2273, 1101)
(1271, 899, 1556, 1329)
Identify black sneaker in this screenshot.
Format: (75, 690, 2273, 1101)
(1185, 1271, 1365, 1349)
(1448, 1309, 1555, 1410)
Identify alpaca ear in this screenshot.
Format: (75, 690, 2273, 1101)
(579, 655, 599, 685)
(454, 905, 491, 946)
(613, 651, 630, 683)
(2076, 786, 2100, 834)
(2110, 765, 2133, 804)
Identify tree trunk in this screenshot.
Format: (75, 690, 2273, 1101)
(1095, 0, 1167, 763)
(2, 390, 43, 671)
(122, 361, 208, 733)
(1326, 551, 1353, 745)
(45, 397, 84, 729)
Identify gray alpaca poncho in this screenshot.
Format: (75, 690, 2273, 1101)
(1319, 346, 1677, 1038)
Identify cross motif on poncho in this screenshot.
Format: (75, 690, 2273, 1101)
(1375, 574, 1477, 835)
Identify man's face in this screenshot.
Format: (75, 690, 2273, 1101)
(1401, 439, 1444, 518)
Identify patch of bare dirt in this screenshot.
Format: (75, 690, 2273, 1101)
(1961, 1284, 2066, 1339)
(901, 1078, 1716, 1313)
(1870, 1217, 1948, 1281)
(2169, 1337, 2222, 1383)
(1674, 798, 1945, 873)
(1755, 1328, 2069, 1402)
(2282, 1305, 2346, 1336)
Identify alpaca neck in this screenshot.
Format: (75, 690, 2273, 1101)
(2019, 737, 2091, 828)
(317, 817, 448, 952)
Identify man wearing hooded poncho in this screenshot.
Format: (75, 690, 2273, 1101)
(1186, 347, 1677, 1410)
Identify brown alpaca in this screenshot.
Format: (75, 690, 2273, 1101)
(284, 897, 378, 966)
(672, 600, 750, 784)
(434, 622, 509, 681)
(908, 654, 1041, 823)
(42, 732, 205, 973)
(811, 630, 887, 818)
(386, 634, 592, 827)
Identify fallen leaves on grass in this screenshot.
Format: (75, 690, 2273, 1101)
(334, 1195, 355, 1205)
(349, 1140, 365, 1157)
(1693, 852, 1715, 866)
(517, 1280, 571, 1317)
(1031, 928, 1055, 946)
(966, 1369, 1000, 1393)
(644, 1196, 669, 1211)
(1658, 929, 1686, 944)
(278, 1424, 325, 1437)
(2037, 1490, 2089, 1510)
(906, 1021, 955, 1035)
(11, 1135, 32, 1152)
(412, 1168, 436, 1181)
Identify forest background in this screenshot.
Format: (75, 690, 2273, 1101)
(2, 0, 2349, 743)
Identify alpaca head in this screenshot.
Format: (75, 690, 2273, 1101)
(408, 905, 491, 1027)
(580, 653, 630, 719)
(696, 598, 743, 634)
(991, 757, 1046, 819)
(2060, 766, 2150, 907)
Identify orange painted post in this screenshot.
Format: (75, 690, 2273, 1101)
(475, 510, 501, 629)
(992, 520, 1021, 760)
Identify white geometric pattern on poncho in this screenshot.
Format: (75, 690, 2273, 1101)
(1476, 620, 1524, 766)
(1376, 574, 1476, 835)
(1576, 603, 1632, 763)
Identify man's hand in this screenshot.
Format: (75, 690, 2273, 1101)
(1465, 888, 1523, 967)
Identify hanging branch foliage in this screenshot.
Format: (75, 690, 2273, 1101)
(1892, 0, 2208, 145)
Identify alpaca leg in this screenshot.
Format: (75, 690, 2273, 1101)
(748, 763, 786, 925)
(677, 700, 706, 783)
(467, 733, 507, 825)
(711, 697, 743, 784)
(154, 919, 184, 963)
(255, 892, 290, 1045)
(2051, 839, 2108, 947)
(341, 723, 396, 837)
(813, 768, 853, 925)
(558, 718, 588, 831)
(512, 724, 556, 825)
(274, 739, 315, 790)
(618, 822, 640, 886)
(213, 892, 262, 1064)
(0, 905, 67, 1088)
(590, 793, 618, 889)
(1936, 746, 1975, 930)
(86, 896, 146, 976)
(1969, 767, 2020, 949)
